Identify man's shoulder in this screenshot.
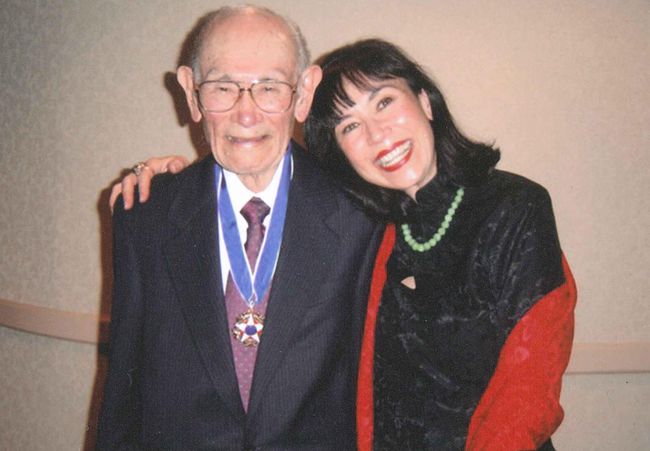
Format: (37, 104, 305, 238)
(292, 146, 370, 215)
(114, 155, 215, 227)
(151, 154, 214, 198)
(291, 143, 325, 176)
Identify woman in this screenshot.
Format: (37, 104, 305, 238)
(112, 39, 576, 450)
(305, 39, 576, 451)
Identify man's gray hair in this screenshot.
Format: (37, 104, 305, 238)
(189, 5, 311, 82)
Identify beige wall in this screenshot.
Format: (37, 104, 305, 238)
(1, 0, 649, 449)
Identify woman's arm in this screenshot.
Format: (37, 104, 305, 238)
(466, 256, 576, 451)
(466, 184, 577, 450)
(109, 155, 189, 212)
(357, 225, 395, 451)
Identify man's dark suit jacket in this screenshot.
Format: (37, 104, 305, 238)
(97, 146, 383, 450)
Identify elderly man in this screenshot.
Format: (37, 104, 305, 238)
(98, 6, 381, 449)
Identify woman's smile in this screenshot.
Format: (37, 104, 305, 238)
(374, 139, 413, 172)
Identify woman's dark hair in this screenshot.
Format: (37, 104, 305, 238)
(305, 38, 500, 222)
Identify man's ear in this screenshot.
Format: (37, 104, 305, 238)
(294, 65, 323, 123)
(177, 65, 202, 123)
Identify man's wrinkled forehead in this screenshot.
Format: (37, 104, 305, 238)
(197, 12, 298, 80)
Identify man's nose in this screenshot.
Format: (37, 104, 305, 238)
(233, 89, 262, 126)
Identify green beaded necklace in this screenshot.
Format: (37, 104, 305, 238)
(401, 187, 465, 253)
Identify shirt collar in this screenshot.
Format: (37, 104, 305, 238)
(220, 150, 293, 216)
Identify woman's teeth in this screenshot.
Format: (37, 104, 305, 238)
(377, 141, 411, 167)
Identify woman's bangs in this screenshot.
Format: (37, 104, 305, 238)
(329, 68, 389, 119)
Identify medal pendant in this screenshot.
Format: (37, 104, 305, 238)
(232, 308, 264, 347)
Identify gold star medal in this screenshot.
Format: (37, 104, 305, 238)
(232, 308, 265, 347)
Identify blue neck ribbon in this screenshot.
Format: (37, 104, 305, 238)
(216, 149, 291, 307)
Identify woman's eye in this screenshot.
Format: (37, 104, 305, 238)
(377, 97, 393, 110)
(341, 122, 359, 135)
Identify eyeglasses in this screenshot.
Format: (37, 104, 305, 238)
(196, 80, 297, 113)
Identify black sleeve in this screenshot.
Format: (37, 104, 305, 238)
(487, 185, 565, 332)
(96, 201, 145, 450)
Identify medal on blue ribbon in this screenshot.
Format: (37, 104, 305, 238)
(217, 150, 291, 347)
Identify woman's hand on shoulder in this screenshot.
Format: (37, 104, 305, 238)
(109, 155, 190, 212)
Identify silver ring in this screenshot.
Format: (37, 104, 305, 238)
(132, 162, 148, 176)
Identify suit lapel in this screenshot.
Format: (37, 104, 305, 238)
(163, 157, 245, 419)
(247, 150, 343, 415)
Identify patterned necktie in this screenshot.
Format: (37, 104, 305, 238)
(225, 197, 270, 411)
(240, 197, 271, 270)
